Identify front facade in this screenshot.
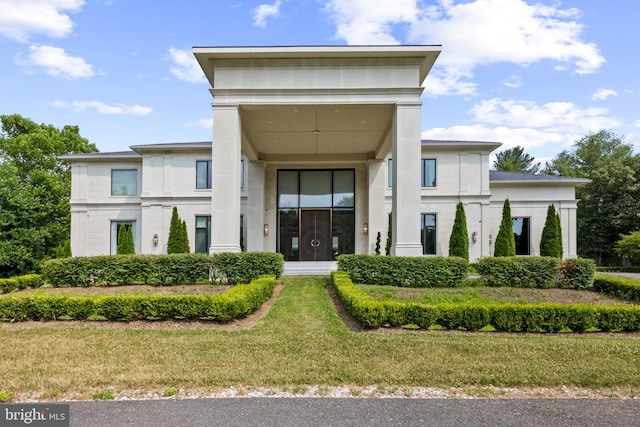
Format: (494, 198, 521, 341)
(62, 46, 587, 261)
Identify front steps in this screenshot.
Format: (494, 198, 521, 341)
(282, 261, 337, 276)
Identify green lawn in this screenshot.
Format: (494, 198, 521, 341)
(0, 276, 638, 400)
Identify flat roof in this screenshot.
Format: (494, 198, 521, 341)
(490, 170, 589, 186)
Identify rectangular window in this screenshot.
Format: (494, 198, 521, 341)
(421, 159, 436, 187)
(110, 221, 136, 254)
(196, 160, 212, 189)
(512, 217, 531, 255)
(195, 216, 211, 254)
(387, 158, 393, 187)
(240, 160, 245, 189)
(421, 213, 436, 255)
(111, 169, 137, 196)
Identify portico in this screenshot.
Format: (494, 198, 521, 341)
(193, 45, 441, 259)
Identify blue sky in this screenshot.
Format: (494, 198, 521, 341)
(0, 0, 638, 165)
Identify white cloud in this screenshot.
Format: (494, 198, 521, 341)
(253, 0, 282, 29)
(52, 100, 152, 115)
(324, 0, 418, 44)
(422, 97, 622, 154)
(325, 0, 605, 96)
(591, 88, 617, 101)
(185, 118, 213, 129)
(16, 44, 93, 79)
(502, 75, 522, 89)
(168, 47, 206, 83)
(0, 0, 85, 42)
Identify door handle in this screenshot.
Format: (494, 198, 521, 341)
(310, 239, 320, 248)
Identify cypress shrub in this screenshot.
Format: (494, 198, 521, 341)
(167, 207, 188, 254)
(448, 202, 469, 260)
(375, 231, 381, 255)
(117, 225, 135, 255)
(494, 199, 516, 257)
(540, 205, 562, 258)
(385, 212, 392, 256)
(181, 219, 190, 253)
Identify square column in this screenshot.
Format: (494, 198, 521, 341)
(367, 159, 386, 254)
(391, 103, 423, 256)
(246, 160, 266, 251)
(210, 104, 242, 253)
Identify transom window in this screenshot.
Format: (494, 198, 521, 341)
(111, 169, 137, 196)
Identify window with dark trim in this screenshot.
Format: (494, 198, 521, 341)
(387, 158, 393, 187)
(195, 216, 211, 253)
(512, 217, 531, 255)
(421, 159, 436, 187)
(196, 160, 212, 189)
(421, 213, 436, 255)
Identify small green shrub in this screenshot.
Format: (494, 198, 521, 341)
(494, 199, 516, 257)
(91, 390, 114, 400)
(557, 258, 595, 289)
(448, 202, 469, 261)
(475, 257, 560, 288)
(540, 205, 563, 258)
(0, 391, 14, 402)
(163, 387, 178, 397)
(0, 274, 43, 294)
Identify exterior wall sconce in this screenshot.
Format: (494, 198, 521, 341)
(152, 234, 159, 246)
(363, 223, 369, 235)
(472, 231, 477, 244)
(264, 224, 269, 236)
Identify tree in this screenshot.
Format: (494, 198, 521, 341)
(54, 240, 72, 258)
(385, 212, 392, 256)
(615, 232, 640, 265)
(0, 114, 97, 277)
(493, 146, 540, 174)
(167, 207, 183, 254)
(448, 202, 469, 260)
(494, 199, 516, 257)
(544, 130, 640, 264)
(540, 205, 562, 258)
(117, 224, 135, 254)
(375, 231, 381, 255)
(181, 219, 190, 253)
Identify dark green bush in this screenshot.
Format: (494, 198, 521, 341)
(210, 252, 284, 284)
(336, 254, 467, 287)
(0, 275, 276, 322)
(448, 202, 469, 261)
(0, 274, 43, 294)
(557, 258, 595, 289)
(331, 272, 640, 333)
(475, 257, 560, 288)
(596, 266, 640, 273)
(593, 275, 640, 302)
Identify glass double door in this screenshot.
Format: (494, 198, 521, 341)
(299, 209, 332, 261)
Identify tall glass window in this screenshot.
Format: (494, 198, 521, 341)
(195, 216, 211, 253)
(300, 171, 332, 207)
(110, 221, 136, 254)
(387, 158, 393, 187)
(111, 169, 137, 196)
(512, 217, 531, 255)
(421, 213, 436, 255)
(196, 160, 212, 189)
(421, 159, 436, 187)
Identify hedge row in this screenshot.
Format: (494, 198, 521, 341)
(593, 274, 640, 303)
(0, 275, 276, 322)
(41, 252, 284, 287)
(475, 257, 595, 289)
(596, 266, 640, 273)
(336, 254, 468, 287)
(0, 274, 43, 294)
(331, 272, 640, 332)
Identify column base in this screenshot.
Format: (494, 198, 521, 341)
(391, 243, 423, 257)
(209, 244, 242, 254)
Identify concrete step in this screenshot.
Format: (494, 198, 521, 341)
(282, 261, 337, 276)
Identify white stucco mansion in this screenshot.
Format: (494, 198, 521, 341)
(61, 46, 587, 262)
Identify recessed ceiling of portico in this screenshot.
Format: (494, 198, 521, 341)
(240, 104, 394, 160)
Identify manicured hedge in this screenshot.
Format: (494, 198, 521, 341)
(331, 272, 640, 332)
(0, 275, 276, 322)
(0, 274, 43, 294)
(593, 274, 640, 303)
(475, 257, 595, 289)
(596, 266, 640, 273)
(336, 254, 468, 287)
(41, 252, 284, 287)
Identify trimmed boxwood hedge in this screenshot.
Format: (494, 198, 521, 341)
(593, 274, 640, 303)
(0, 275, 276, 322)
(336, 254, 468, 287)
(41, 252, 284, 287)
(331, 271, 640, 332)
(0, 274, 43, 294)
